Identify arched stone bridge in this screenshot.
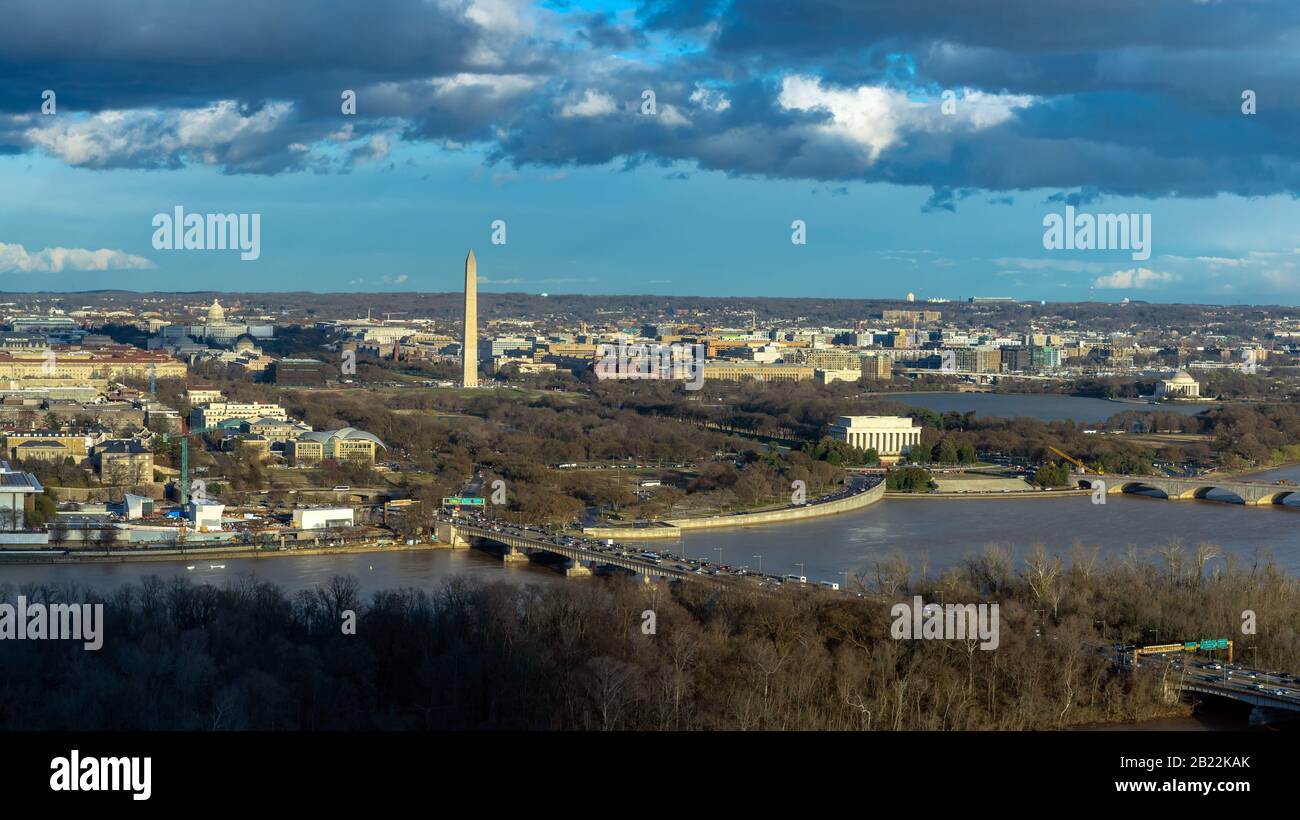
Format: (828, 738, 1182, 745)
(1079, 475, 1299, 506)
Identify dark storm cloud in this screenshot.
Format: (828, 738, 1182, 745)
(638, 0, 1291, 58)
(3, 0, 1300, 203)
(0, 0, 484, 111)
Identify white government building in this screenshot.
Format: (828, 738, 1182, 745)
(829, 415, 922, 462)
(1155, 369, 1201, 399)
(159, 298, 275, 347)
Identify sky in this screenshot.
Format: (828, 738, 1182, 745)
(2, 0, 1300, 304)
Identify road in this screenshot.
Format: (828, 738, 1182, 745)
(1113, 646, 1300, 710)
(437, 508, 846, 591)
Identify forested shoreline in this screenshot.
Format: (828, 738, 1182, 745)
(2, 544, 1296, 731)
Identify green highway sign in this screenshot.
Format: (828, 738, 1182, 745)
(443, 497, 486, 506)
(1184, 642, 1198, 651)
(1217, 638, 1229, 649)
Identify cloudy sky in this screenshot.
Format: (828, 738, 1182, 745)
(2, 0, 1299, 304)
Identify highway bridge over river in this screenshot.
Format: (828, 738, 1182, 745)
(434, 521, 724, 584)
(1079, 475, 1300, 506)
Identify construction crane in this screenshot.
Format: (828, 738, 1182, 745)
(1047, 446, 1103, 475)
(162, 425, 220, 506)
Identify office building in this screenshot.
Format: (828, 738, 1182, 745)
(94, 440, 154, 484)
(192, 401, 288, 428)
(0, 461, 43, 531)
(701, 363, 814, 383)
(861, 353, 893, 379)
(815, 368, 862, 384)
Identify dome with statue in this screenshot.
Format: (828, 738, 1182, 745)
(206, 298, 226, 324)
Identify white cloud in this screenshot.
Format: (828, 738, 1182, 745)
(427, 72, 541, 101)
(690, 85, 731, 112)
(25, 101, 296, 168)
(657, 104, 690, 128)
(0, 242, 155, 274)
(559, 89, 618, 118)
(777, 75, 1034, 164)
(1093, 267, 1177, 289)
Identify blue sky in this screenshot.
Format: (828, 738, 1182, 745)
(2, 0, 1300, 304)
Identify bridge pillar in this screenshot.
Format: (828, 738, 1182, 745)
(433, 522, 470, 548)
(502, 546, 529, 564)
(564, 558, 591, 577)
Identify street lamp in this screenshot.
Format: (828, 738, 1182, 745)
(753, 554, 763, 574)
(796, 561, 805, 580)
(713, 547, 723, 566)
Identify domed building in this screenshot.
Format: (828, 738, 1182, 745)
(158, 297, 276, 349)
(287, 427, 386, 465)
(1156, 369, 1201, 399)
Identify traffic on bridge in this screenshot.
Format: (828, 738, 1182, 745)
(435, 508, 845, 592)
(1110, 644, 1300, 714)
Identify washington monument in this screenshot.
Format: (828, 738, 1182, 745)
(462, 249, 478, 388)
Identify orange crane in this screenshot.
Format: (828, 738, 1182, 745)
(1047, 446, 1103, 475)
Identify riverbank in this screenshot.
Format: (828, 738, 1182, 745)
(585, 479, 885, 539)
(0, 539, 444, 566)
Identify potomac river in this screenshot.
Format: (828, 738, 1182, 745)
(6, 465, 1298, 596)
(2, 394, 1289, 595)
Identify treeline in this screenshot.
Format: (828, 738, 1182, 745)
(3, 545, 1296, 730)
(1201, 404, 1300, 467)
